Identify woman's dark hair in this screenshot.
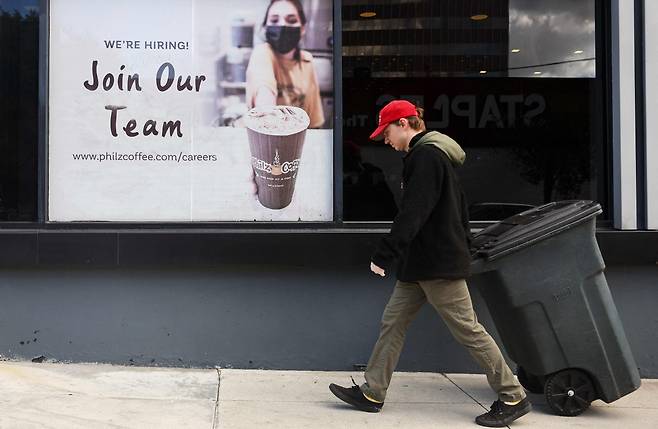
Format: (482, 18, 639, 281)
(262, 0, 307, 27)
(262, 0, 307, 62)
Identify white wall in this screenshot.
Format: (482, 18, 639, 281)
(611, 0, 637, 229)
(645, 1, 658, 230)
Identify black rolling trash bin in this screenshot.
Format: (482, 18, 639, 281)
(470, 200, 641, 416)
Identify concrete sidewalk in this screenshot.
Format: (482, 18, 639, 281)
(0, 361, 655, 428)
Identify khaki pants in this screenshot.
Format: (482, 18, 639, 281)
(361, 278, 525, 403)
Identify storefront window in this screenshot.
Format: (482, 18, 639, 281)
(342, 0, 608, 222)
(0, 1, 39, 221)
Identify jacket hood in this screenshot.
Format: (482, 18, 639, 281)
(412, 131, 466, 166)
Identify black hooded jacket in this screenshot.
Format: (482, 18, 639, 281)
(371, 130, 472, 281)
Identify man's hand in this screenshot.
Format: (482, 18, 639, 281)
(370, 262, 386, 277)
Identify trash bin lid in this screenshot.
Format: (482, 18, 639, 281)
(471, 200, 602, 260)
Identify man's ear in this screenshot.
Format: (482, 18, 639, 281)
(399, 118, 409, 129)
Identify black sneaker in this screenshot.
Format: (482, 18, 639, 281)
(329, 378, 383, 413)
(475, 398, 532, 427)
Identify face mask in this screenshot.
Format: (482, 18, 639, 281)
(265, 26, 301, 54)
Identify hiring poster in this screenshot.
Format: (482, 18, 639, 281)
(48, 0, 334, 221)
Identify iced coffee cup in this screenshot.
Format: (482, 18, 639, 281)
(244, 105, 310, 209)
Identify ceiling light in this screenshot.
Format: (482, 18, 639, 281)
(573, 50, 584, 54)
(470, 14, 489, 21)
(360, 11, 376, 18)
(480, 70, 487, 74)
(511, 49, 521, 53)
(533, 71, 542, 75)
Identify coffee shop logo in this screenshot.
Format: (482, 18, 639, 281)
(252, 151, 300, 175)
(271, 150, 282, 176)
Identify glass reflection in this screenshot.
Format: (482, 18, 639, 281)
(509, 0, 595, 77)
(342, 0, 596, 78)
(342, 0, 607, 222)
(0, 0, 39, 221)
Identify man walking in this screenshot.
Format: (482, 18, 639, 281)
(329, 100, 531, 427)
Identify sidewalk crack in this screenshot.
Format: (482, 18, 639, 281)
(441, 373, 488, 411)
(212, 368, 221, 429)
(441, 373, 516, 428)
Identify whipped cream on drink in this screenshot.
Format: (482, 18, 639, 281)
(244, 105, 310, 136)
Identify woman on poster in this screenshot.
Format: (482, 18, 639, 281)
(246, 0, 325, 128)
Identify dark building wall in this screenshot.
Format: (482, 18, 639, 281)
(1, 231, 656, 377)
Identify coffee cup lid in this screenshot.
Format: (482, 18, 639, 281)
(244, 105, 310, 136)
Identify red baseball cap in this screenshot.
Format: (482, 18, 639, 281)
(369, 100, 418, 141)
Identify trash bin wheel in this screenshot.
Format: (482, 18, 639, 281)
(545, 369, 595, 416)
(517, 366, 544, 394)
